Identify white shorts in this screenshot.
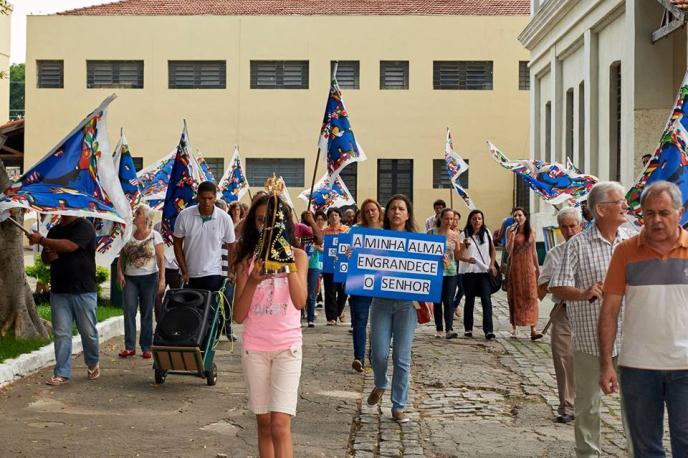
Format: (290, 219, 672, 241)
(241, 345, 302, 416)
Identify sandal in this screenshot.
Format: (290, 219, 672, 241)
(46, 375, 69, 386)
(87, 364, 101, 381)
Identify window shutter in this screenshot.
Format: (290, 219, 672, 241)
(169, 61, 226, 89)
(380, 61, 409, 90)
(433, 61, 493, 90)
(331, 61, 359, 89)
(37, 60, 64, 88)
(377, 159, 413, 204)
(87, 61, 143, 88)
(246, 158, 305, 187)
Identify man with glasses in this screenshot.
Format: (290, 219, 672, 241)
(550, 182, 633, 457)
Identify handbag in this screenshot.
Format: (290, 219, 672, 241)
(472, 234, 502, 295)
(415, 301, 433, 324)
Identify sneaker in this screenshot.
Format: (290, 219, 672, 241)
(367, 387, 385, 406)
(464, 331, 473, 338)
(556, 414, 574, 424)
(486, 333, 496, 340)
(352, 359, 363, 373)
(316, 302, 323, 309)
(118, 349, 135, 358)
(327, 320, 336, 326)
(141, 351, 152, 359)
(435, 330, 445, 338)
(445, 331, 458, 339)
(392, 409, 410, 423)
(308, 322, 315, 328)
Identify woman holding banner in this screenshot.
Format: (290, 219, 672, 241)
(348, 198, 384, 372)
(366, 194, 418, 423)
(459, 209, 497, 340)
(431, 208, 463, 339)
(322, 208, 349, 325)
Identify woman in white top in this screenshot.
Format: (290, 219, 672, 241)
(459, 209, 497, 340)
(117, 204, 165, 359)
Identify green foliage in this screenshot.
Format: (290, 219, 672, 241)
(0, 301, 123, 363)
(9, 63, 24, 119)
(25, 258, 50, 285)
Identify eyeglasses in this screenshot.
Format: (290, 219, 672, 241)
(599, 199, 627, 206)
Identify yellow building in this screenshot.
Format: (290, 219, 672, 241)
(25, 0, 531, 229)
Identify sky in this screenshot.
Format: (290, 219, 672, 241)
(10, 0, 116, 64)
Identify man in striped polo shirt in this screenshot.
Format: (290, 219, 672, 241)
(600, 181, 688, 457)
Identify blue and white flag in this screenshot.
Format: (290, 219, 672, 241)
(160, 123, 203, 254)
(196, 150, 216, 184)
(298, 173, 355, 213)
(318, 63, 366, 177)
(137, 149, 175, 207)
(445, 129, 475, 209)
(218, 146, 250, 203)
(0, 95, 129, 224)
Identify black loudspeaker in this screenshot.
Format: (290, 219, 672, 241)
(154, 289, 212, 347)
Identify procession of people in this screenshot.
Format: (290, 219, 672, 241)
(19, 176, 686, 457)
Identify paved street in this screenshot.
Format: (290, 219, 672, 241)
(0, 291, 636, 457)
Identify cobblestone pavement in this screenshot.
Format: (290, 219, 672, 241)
(348, 291, 638, 457)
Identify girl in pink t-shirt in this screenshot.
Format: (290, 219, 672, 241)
(233, 194, 308, 458)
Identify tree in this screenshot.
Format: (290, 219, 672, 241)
(0, 0, 49, 339)
(9, 63, 24, 119)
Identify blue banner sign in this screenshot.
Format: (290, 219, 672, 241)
(322, 233, 345, 274)
(333, 233, 352, 283)
(345, 228, 445, 302)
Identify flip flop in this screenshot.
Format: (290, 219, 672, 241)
(87, 365, 100, 381)
(46, 376, 69, 386)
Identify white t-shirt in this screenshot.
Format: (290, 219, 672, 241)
(122, 230, 164, 276)
(173, 205, 235, 278)
(458, 230, 492, 274)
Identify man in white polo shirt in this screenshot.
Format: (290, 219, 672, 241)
(173, 181, 235, 293)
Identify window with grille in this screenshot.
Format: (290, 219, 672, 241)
(132, 157, 143, 172)
(250, 61, 309, 89)
(519, 61, 530, 90)
(168, 61, 226, 89)
(37, 60, 64, 88)
(339, 162, 358, 201)
(246, 158, 304, 188)
(515, 175, 530, 213)
(433, 159, 469, 189)
(380, 61, 409, 90)
(433, 61, 493, 90)
(87, 60, 143, 89)
(203, 157, 224, 182)
(377, 159, 413, 205)
(330, 61, 360, 89)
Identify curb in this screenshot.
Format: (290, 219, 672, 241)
(0, 315, 124, 388)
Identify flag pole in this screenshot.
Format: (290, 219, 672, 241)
(6, 216, 31, 236)
(449, 187, 454, 209)
(306, 147, 321, 211)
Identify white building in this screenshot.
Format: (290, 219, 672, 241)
(519, 0, 686, 226)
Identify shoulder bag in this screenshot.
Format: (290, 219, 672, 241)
(472, 233, 502, 295)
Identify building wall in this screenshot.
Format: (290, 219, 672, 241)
(25, 14, 530, 229)
(0, 11, 10, 122)
(520, 0, 686, 230)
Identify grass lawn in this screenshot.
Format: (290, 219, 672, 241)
(0, 301, 123, 364)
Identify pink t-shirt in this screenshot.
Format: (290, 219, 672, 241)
(241, 261, 303, 352)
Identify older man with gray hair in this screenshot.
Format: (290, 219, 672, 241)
(599, 180, 688, 457)
(538, 207, 584, 424)
(550, 181, 633, 457)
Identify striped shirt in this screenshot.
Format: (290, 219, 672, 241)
(549, 224, 629, 356)
(604, 228, 688, 370)
(538, 242, 566, 305)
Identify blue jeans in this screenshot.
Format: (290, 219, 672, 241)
(123, 273, 158, 352)
(434, 275, 459, 332)
(369, 298, 417, 412)
(306, 268, 321, 323)
(620, 367, 688, 457)
(462, 273, 494, 335)
(50, 292, 99, 379)
(350, 295, 372, 362)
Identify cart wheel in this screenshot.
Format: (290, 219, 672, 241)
(154, 369, 167, 384)
(206, 363, 218, 386)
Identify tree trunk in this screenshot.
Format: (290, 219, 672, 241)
(0, 159, 49, 339)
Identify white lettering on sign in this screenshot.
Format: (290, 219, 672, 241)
(381, 276, 431, 294)
(362, 235, 406, 252)
(357, 254, 438, 276)
(407, 239, 444, 256)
